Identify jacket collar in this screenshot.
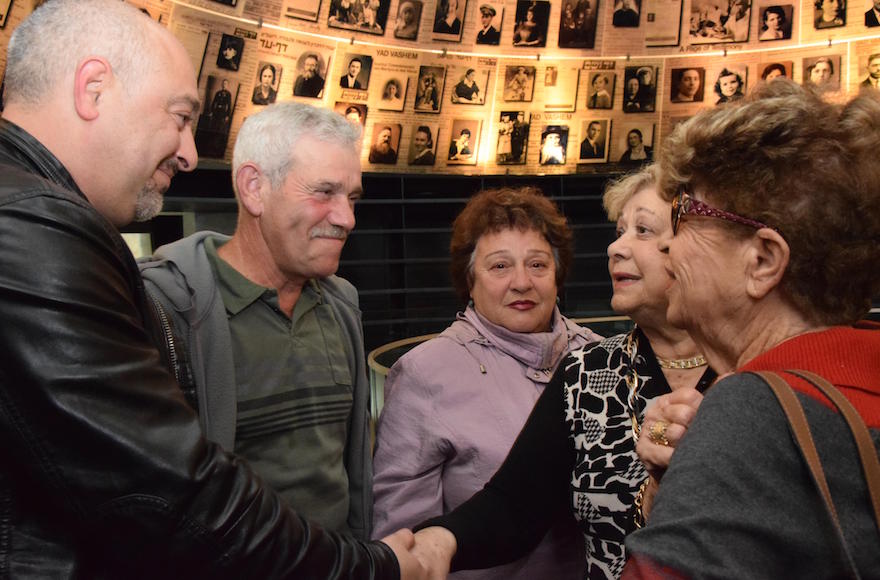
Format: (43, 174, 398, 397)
(0, 119, 84, 200)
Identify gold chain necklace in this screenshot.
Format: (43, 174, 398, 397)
(624, 329, 642, 443)
(655, 354, 707, 369)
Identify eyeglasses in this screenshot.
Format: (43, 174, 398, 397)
(671, 186, 778, 235)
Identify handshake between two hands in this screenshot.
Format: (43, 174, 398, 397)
(381, 526, 457, 580)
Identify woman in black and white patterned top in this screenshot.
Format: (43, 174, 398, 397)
(414, 165, 716, 579)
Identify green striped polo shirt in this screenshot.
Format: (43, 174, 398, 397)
(204, 237, 353, 533)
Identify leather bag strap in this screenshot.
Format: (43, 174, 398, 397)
(754, 371, 840, 525)
(785, 369, 880, 533)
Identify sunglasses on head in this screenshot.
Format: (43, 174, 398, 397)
(671, 185, 778, 235)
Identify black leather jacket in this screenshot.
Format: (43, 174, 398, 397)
(0, 119, 400, 579)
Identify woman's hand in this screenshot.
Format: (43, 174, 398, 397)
(636, 387, 704, 482)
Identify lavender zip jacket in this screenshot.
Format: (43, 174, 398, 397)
(372, 305, 601, 579)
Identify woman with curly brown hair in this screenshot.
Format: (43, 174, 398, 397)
(373, 187, 601, 580)
(625, 80, 880, 578)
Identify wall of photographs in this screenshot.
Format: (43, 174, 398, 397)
(2, 0, 880, 177)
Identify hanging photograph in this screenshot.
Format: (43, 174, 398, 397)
(415, 65, 446, 112)
(688, 0, 751, 43)
(578, 118, 611, 164)
(803, 55, 841, 90)
(670, 67, 705, 102)
(868, 0, 880, 26)
(282, 0, 323, 22)
(539, 125, 569, 165)
(758, 4, 793, 40)
(503, 65, 536, 101)
(758, 61, 792, 81)
(339, 53, 373, 90)
(544, 67, 579, 112)
(859, 52, 880, 89)
(293, 52, 330, 99)
(328, 0, 392, 34)
(0, 0, 12, 28)
(209, 0, 238, 5)
(558, 0, 599, 48)
(815, 0, 845, 28)
(368, 123, 402, 164)
(393, 0, 422, 39)
(217, 34, 244, 71)
(475, 2, 503, 44)
(622, 65, 657, 112)
(432, 0, 467, 41)
(375, 73, 408, 111)
(710, 63, 747, 104)
(195, 76, 240, 159)
(447, 119, 482, 164)
(450, 68, 489, 104)
(587, 72, 616, 109)
(512, 0, 550, 47)
(645, 0, 683, 46)
(496, 111, 530, 164)
(408, 123, 440, 165)
(252, 62, 281, 106)
(335, 101, 368, 126)
(612, 0, 641, 26)
(616, 122, 654, 164)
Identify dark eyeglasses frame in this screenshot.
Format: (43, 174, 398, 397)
(671, 186, 778, 235)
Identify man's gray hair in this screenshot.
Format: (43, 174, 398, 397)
(5, 0, 158, 106)
(232, 102, 363, 192)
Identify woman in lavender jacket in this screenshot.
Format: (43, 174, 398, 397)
(372, 187, 601, 579)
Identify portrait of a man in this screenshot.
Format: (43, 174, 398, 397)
(622, 65, 656, 112)
(340, 54, 372, 90)
(475, 3, 502, 44)
(293, 53, 327, 98)
(578, 118, 609, 163)
(415, 65, 446, 112)
(867, 0, 880, 26)
(861, 52, 880, 89)
(195, 75, 240, 159)
(368, 124, 401, 164)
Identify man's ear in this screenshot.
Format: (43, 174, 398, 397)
(745, 228, 789, 300)
(235, 163, 267, 217)
(73, 57, 112, 121)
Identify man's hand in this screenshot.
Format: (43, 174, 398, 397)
(380, 529, 428, 580)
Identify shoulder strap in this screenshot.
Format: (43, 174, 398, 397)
(753, 371, 839, 524)
(785, 369, 880, 533)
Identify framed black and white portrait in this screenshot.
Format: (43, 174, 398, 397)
(393, 0, 422, 39)
(503, 65, 536, 101)
(558, 0, 599, 48)
(475, 2, 503, 45)
(339, 53, 373, 90)
(587, 72, 615, 109)
(415, 65, 446, 112)
(758, 4, 793, 40)
(335, 101, 368, 126)
(539, 125, 569, 165)
(408, 123, 440, 165)
(447, 118, 482, 164)
(616, 121, 654, 164)
(710, 63, 747, 104)
(496, 111, 530, 164)
(689, 0, 751, 43)
(432, 0, 467, 41)
(578, 118, 610, 164)
(450, 68, 489, 104)
(512, 0, 550, 47)
(815, 0, 845, 28)
(375, 72, 408, 111)
(612, 0, 640, 26)
(803, 55, 840, 89)
(622, 65, 656, 112)
(368, 123, 402, 165)
(217, 34, 244, 71)
(670, 66, 705, 102)
(252, 62, 282, 106)
(328, 0, 392, 35)
(292, 52, 330, 99)
(759, 61, 792, 81)
(195, 76, 241, 159)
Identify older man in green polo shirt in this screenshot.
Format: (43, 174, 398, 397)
(140, 102, 373, 540)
